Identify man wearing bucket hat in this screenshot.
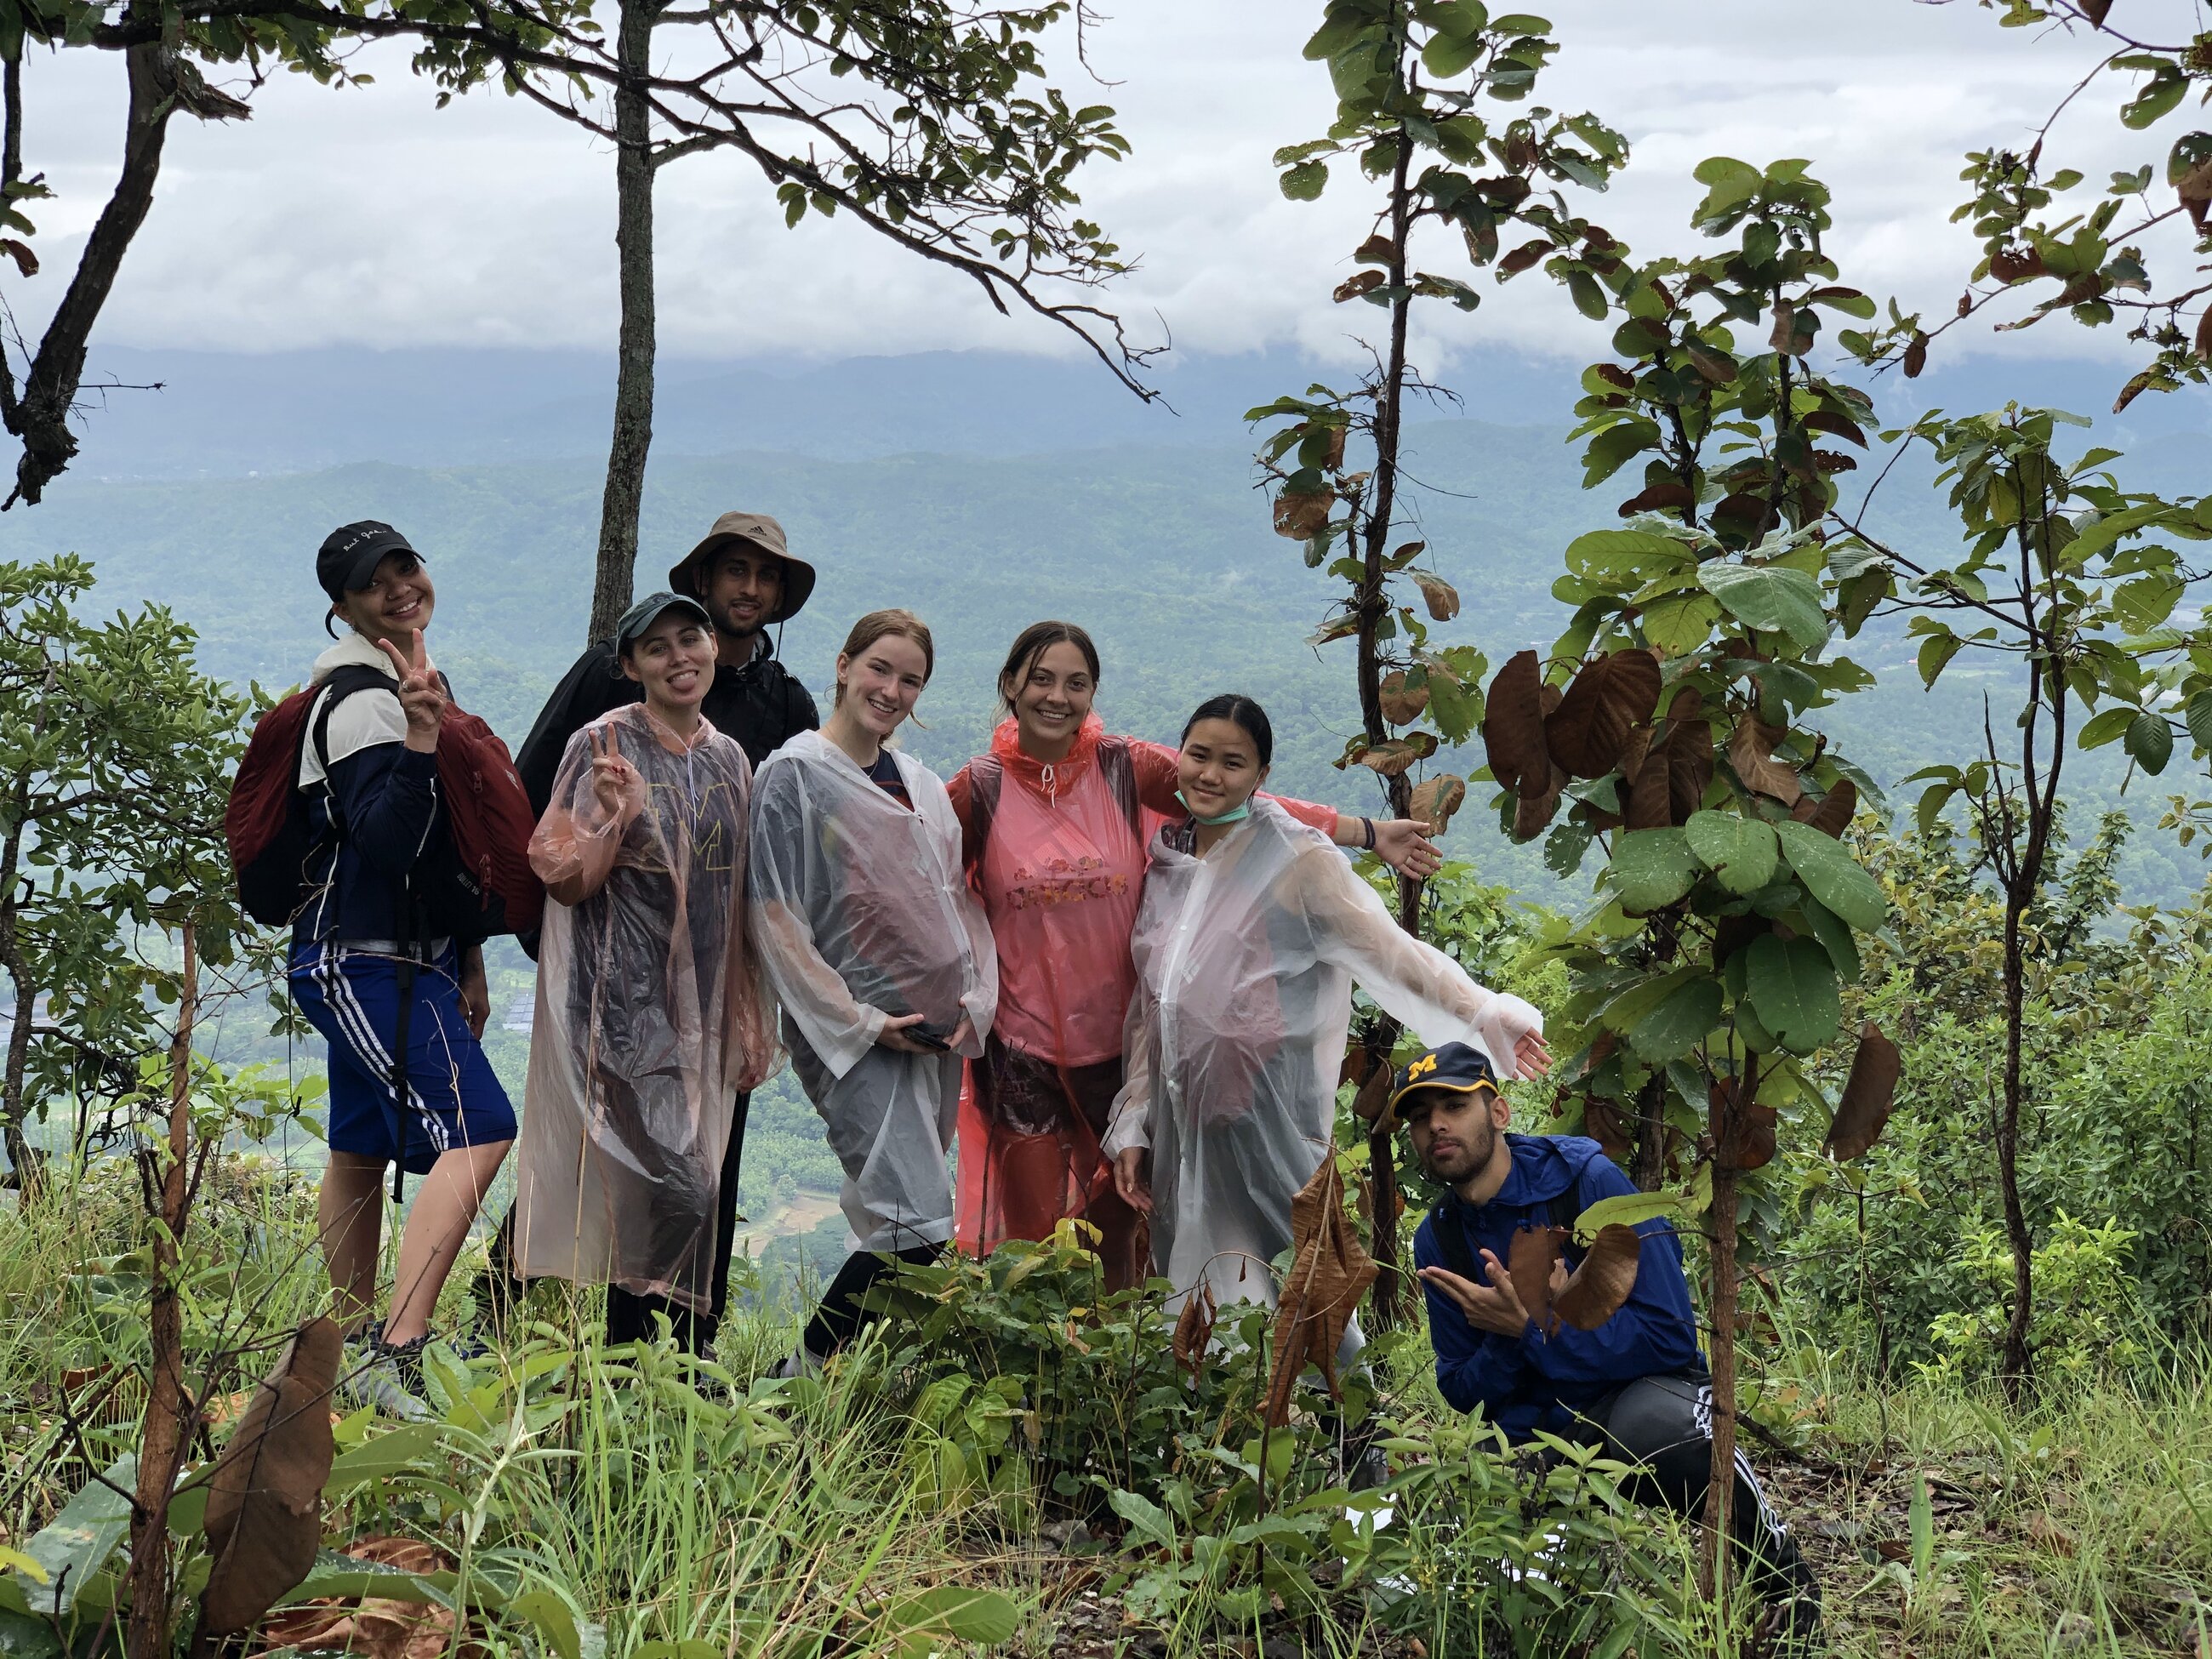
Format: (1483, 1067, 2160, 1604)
(515, 511, 819, 816)
(1395, 1041, 1821, 1643)
(487, 516, 820, 1345)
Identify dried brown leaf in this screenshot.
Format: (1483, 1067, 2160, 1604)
(1354, 234, 1396, 265)
(1333, 270, 1388, 305)
(1262, 1154, 1379, 1428)
(1827, 1022, 1901, 1160)
(1662, 713, 1714, 824)
(1581, 1098, 1633, 1163)
(1350, 1067, 1393, 1125)
(1791, 777, 1858, 837)
(202, 1317, 342, 1634)
(254, 1536, 470, 1659)
(1172, 1283, 1218, 1379)
(1617, 482, 1696, 517)
(1274, 488, 1336, 540)
(1355, 733, 1438, 778)
(1903, 332, 1929, 379)
(0, 239, 37, 278)
(1411, 571, 1461, 621)
(1554, 1223, 1645, 1331)
(1378, 670, 1429, 726)
(1727, 715, 1804, 807)
(1409, 772, 1467, 835)
(1544, 649, 1662, 778)
(1482, 649, 1550, 795)
(1507, 1224, 1567, 1335)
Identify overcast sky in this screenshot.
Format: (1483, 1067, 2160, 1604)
(20, 0, 2192, 373)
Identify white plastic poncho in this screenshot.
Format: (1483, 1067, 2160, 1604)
(1103, 797, 1543, 1316)
(512, 704, 778, 1311)
(748, 730, 997, 1252)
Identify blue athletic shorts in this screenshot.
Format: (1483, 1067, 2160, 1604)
(289, 942, 516, 1174)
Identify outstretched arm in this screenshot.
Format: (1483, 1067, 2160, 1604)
(1128, 740, 1439, 877)
(1296, 845, 1549, 1078)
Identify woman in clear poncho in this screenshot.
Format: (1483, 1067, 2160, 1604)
(947, 622, 1445, 1291)
(510, 594, 778, 1351)
(1106, 694, 1551, 1332)
(748, 609, 996, 1373)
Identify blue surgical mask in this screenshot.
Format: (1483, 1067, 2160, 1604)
(1176, 790, 1251, 827)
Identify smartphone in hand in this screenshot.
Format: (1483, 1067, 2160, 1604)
(906, 1022, 952, 1051)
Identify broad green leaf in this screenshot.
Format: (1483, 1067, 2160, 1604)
(325, 1422, 445, 1490)
(1696, 562, 1829, 652)
(1641, 592, 1720, 656)
(1571, 1190, 1690, 1242)
(2186, 690, 2212, 754)
(1744, 933, 1842, 1053)
(2125, 709, 2174, 774)
(1565, 528, 1692, 579)
(510, 1591, 583, 1659)
(1628, 975, 1722, 1063)
(1280, 161, 1329, 201)
(2112, 573, 2184, 633)
(1610, 828, 1699, 914)
(887, 1587, 1022, 1650)
(0, 1611, 61, 1659)
(1774, 819, 1886, 932)
(1794, 895, 1862, 984)
(1421, 29, 1483, 77)
(282, 1549, 452, 1608)
(1109, 1488, 1176, 1553)
(12, 1456, 134, 1617)
(2078, 705, 2138, 749)
(1684, 811, 1780, 894)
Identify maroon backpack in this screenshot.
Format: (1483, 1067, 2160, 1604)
(226, 666, 544, 938)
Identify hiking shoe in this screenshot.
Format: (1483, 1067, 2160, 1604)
(356, 1331, 433, 1422)
(771, 1347, 824, 1381)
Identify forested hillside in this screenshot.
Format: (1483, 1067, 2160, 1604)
(6, 406, 2201, 907)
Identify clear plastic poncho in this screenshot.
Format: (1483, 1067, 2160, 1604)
(748, 730, 997, 1252)
(511, 704, 778, 1311)
(1103, 797, 1543, 1316)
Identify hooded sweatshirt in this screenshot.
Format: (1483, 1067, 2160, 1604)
(1412, 1133, 1704, 1441)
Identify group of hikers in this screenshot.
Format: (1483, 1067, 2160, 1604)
(265, 509, 1819, 1637)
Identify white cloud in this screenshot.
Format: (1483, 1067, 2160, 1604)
(9, 0, 2188, 368)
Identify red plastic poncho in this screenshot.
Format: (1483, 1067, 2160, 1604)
(948, 715, 1339, 1284)
(510, 704, 778, 1312)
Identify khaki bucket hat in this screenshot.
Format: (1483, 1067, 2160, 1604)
(670, 510, 817, 624)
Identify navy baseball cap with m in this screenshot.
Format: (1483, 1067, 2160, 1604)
(317, 521, 418, 600)
(1388, 1040, 1501, 1122)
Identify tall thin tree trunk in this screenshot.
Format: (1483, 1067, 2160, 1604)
(1631, 1072, 1668, 1192)
(1996, 892, 2034, 1397)
(588, 0, 658, 641)
(1358, 96, 1417, 1330)
(127, 925, 197, 1659)
(1701, 1069, 1743, 1608)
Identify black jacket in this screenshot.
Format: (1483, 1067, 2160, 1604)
(513, 636, 819, 960)
(516, 636, 820, 816)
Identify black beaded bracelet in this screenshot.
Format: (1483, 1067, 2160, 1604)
(1361, 816, 1377, 850)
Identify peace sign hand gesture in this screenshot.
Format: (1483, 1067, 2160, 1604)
(585, 724, 645, 827)
(375, 630, 447, 754)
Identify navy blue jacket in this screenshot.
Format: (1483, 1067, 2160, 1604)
(1413, 1134, 1704, 1441)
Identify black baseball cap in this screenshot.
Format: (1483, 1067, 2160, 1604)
(1388, 1041, 1502, 1122)
(317, 521, 418, 601)
(614, 591, 714, 653)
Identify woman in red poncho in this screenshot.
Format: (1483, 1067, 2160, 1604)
(946, 621, 1444, 1288)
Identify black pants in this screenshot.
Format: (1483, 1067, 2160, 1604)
(1572, 1373, 1819, 1628)
(483, 1091, 750, 1359)
(801, 1243, 939, 1359)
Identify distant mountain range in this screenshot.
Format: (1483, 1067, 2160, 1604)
(4, 351, 2204, 908)
(54, 343, 2210, 490)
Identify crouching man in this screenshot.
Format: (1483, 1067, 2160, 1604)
(1397, 1042, 1821, 1644)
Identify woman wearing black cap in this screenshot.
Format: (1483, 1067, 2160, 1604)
(291, 522, 516, 1412)
(510, 593, 780, 1354)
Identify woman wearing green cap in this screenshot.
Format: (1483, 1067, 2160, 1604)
(510, 593, 780, 1354)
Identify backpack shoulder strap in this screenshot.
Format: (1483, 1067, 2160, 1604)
(965, 755, 1003, 866)
(310, 664, 398, 779)
(1097, 735, 1143, 834)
